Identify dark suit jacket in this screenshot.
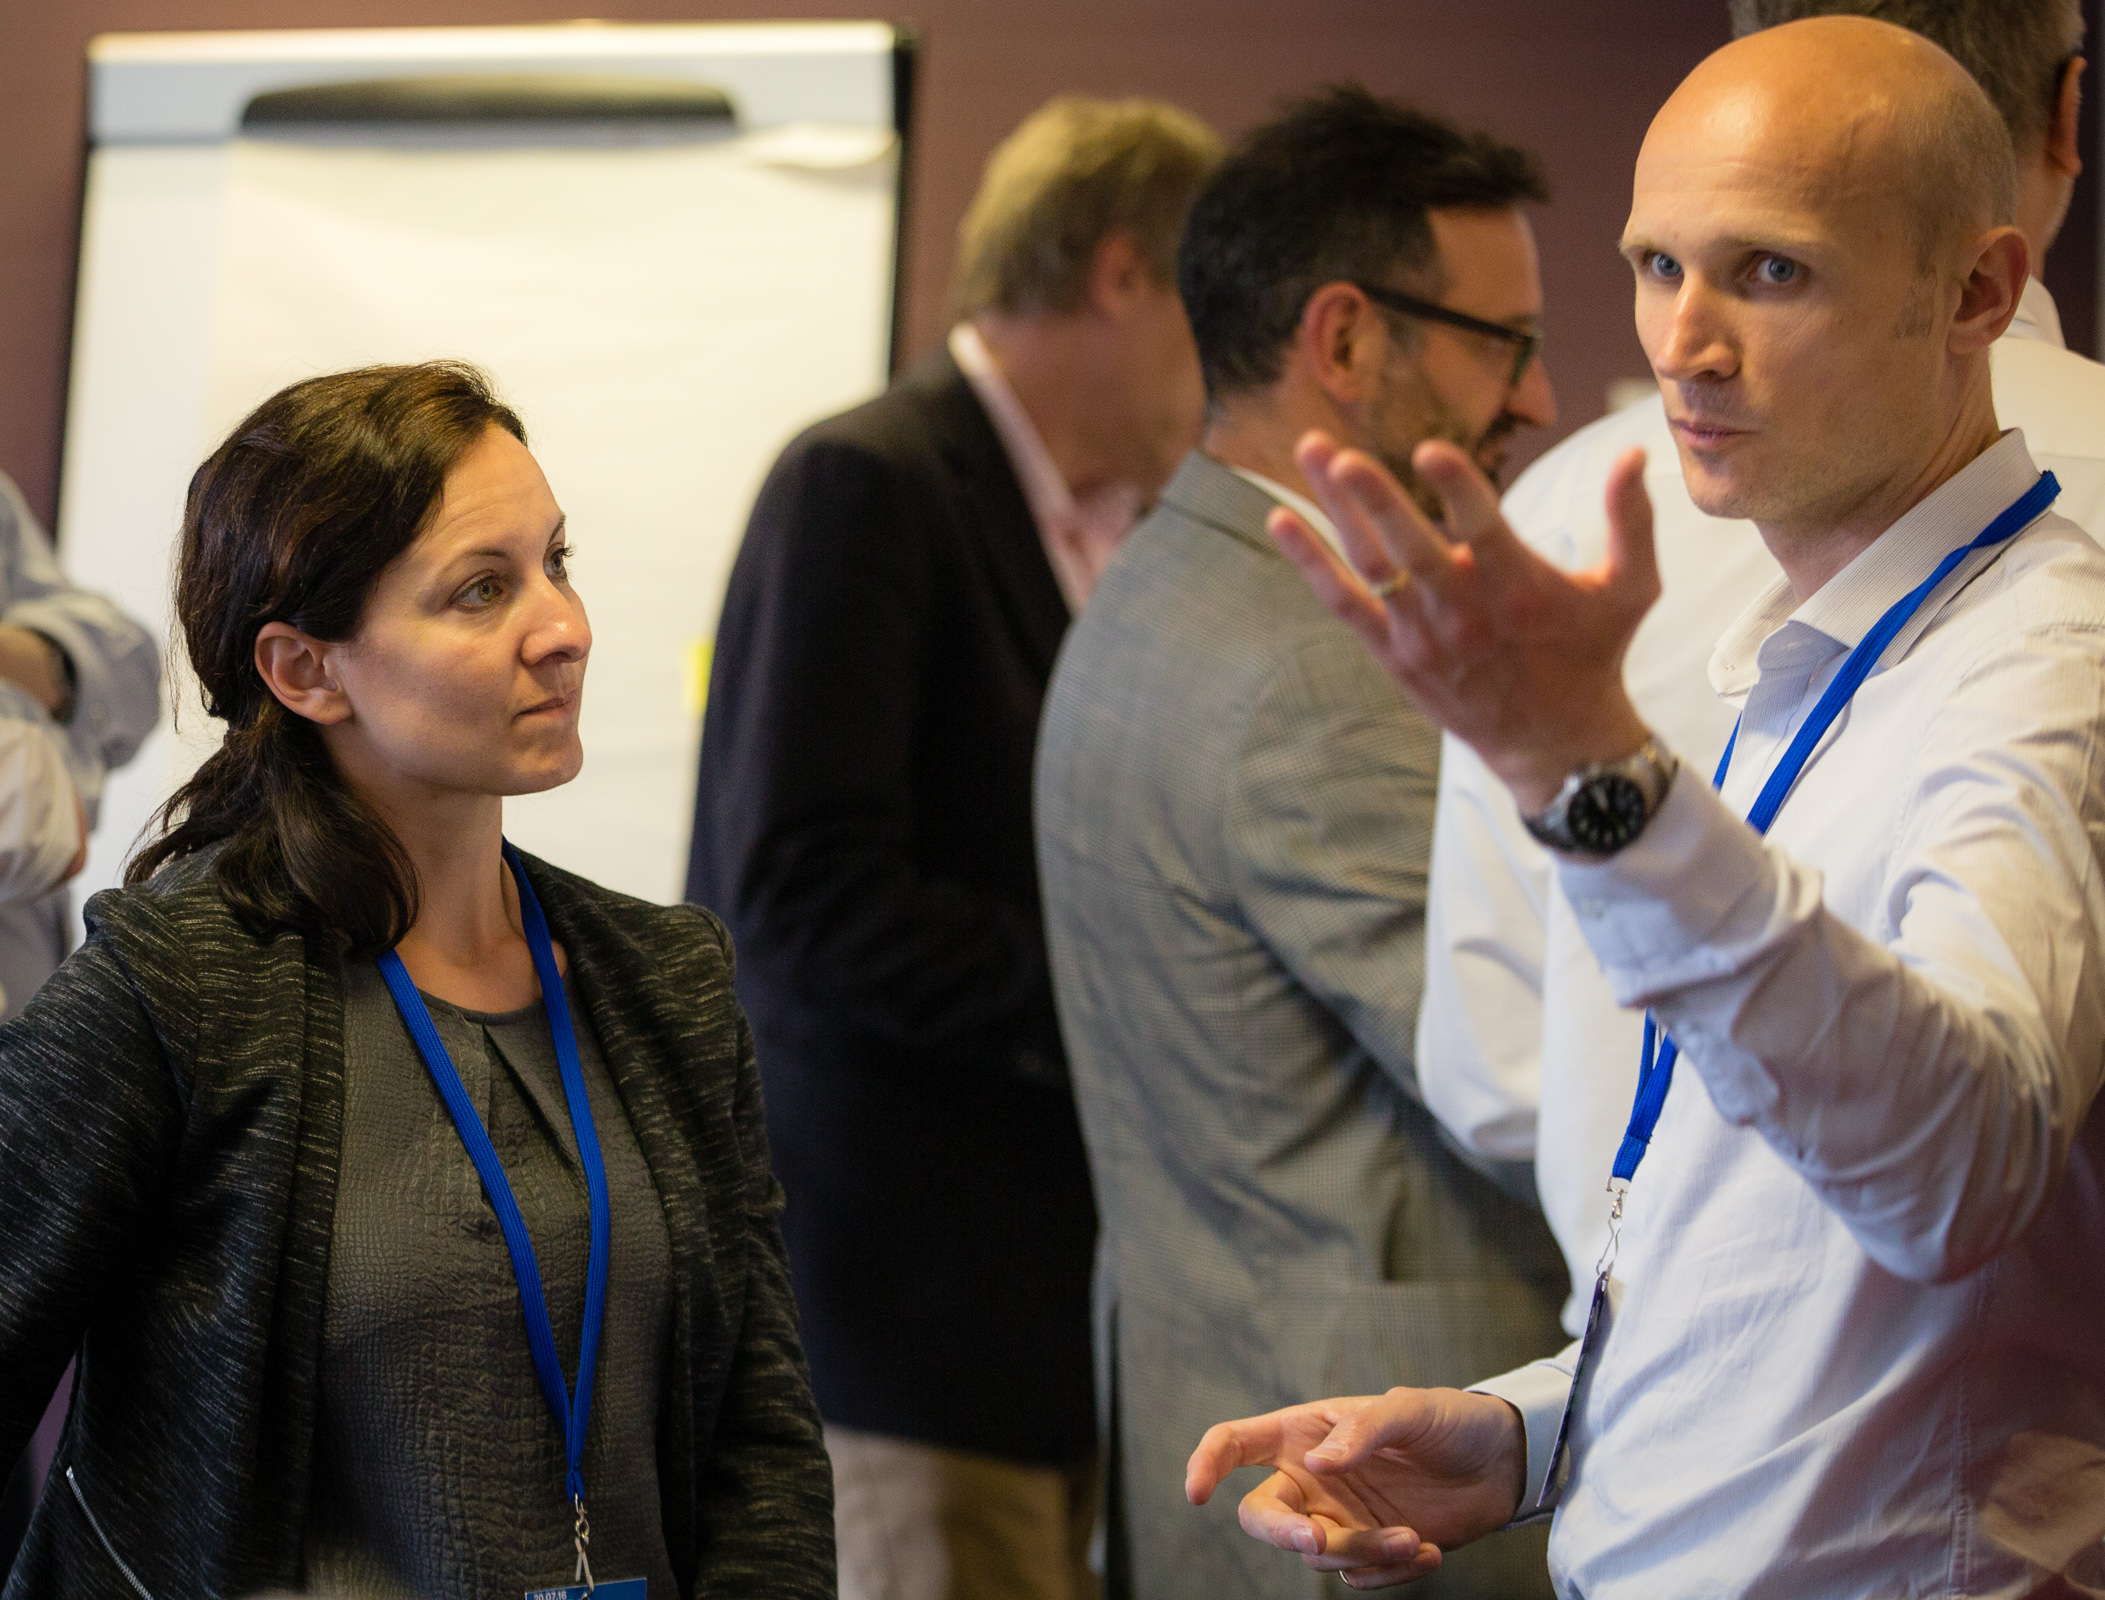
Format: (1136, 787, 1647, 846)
(686, 350, 1098, 1464)
(0, 850, 833, 1600)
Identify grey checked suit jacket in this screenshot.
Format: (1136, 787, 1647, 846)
(1036, 454, 1567, 1599)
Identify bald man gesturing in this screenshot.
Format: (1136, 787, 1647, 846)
(1185, 18, 2105, 1596)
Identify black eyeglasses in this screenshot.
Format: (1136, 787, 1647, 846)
(1352, 283, 1543, 388)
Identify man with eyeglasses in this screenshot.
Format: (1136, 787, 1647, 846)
(1033, 87, 1566, 1600)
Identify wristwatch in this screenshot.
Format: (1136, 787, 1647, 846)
(1520, 737, 1679, 857)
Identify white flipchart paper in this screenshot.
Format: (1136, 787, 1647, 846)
(175, 123, 896, 902)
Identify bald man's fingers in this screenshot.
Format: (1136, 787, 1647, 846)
(1188, 1414, 1295, 1507)
(1409, 441, 1529, 580)
(1334, 1548, 1445, 1590)
(1602, 446, 1662, 620)
(1267, 505, 1400, 660)
(1296, 435, 1458, 596)
(1293, 1522, 1428, 1571)
(1234, 1470, 1329, 1555)
(1232, 1473, 1430, 1573)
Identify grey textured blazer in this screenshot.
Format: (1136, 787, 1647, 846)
(1036, 454, 1568, 1599)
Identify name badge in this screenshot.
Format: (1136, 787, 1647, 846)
(1537, 1267, 1615, 1509)
(527, 1581, 649, 1600)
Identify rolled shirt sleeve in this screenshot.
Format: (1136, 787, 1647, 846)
(0, 474, 160, 818)
(0, 700, 82, 910)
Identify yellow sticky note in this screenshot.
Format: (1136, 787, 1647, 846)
(686, 638, 715, 716)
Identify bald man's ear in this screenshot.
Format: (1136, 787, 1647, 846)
(1948, 226, 2029, 355)
(255, 621, 354, 726)
(2048, 57, 2085, 179)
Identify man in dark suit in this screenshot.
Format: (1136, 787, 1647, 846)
(686, 97, 1219, 1600)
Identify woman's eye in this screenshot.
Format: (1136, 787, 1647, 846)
(548, 544, 575, 580)
(459, 577, 503, 609)
(1755, 256, 1799, 286)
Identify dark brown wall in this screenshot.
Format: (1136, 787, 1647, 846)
(7, 2, 2100, 530)
(0, 0, 1737, 528)
(2044, 0, 2103, 358)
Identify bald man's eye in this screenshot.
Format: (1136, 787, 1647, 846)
(1754, 256, 1800, 286)
(1643, 251, 1683, 281)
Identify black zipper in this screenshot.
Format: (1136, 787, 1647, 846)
(64, 1466, 156, 1600)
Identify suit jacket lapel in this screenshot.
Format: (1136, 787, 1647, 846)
(909, 349, 1073, 674)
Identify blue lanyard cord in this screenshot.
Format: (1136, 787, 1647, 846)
(375, 842, 613, 1512)
(1609, 470, 2061, 1186)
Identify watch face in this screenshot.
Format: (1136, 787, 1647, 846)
(1567, 773, 1649, 854)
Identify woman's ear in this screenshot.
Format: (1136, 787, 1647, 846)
(255, 621, 353, 725)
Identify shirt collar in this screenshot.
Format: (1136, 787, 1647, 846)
(1227, 467, 1349, 560)
(1709, 429, 2046, 696)
(2006, 277, 2067, 349)
(948, 322, 1078, 539)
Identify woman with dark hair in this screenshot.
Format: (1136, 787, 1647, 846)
(0, 362, 835, 1598)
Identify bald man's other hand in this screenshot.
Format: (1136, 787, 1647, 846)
(1185, 1386, 1528, 1590)
(1270, 431, 1658, 814)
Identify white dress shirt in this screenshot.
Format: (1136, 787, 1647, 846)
(0, 707, 81, 915)
(1228, 466, 1348, 557)
(1421, 281, 2105, 1329)
(1468, 429, 2105, 1597)
(948, 322, 1143, 612)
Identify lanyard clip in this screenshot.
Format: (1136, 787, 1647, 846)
(572, 1494, 595, 1596)
(1597, 1177, 1629, 1280)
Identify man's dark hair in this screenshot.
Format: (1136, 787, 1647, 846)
(1728, 1, 2083, 151)
(1178, 85, 1547, 402)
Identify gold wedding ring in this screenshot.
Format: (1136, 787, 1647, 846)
(1368, 572, 1408, 601)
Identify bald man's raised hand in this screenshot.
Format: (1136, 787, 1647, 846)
(1184, 1386, 1528, 1590)
(1271, 432, 1659, 813)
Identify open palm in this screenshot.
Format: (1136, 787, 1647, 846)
(1186, 1386, 1526, 1589)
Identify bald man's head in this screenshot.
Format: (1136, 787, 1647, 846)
(1661, 16, 2015, 271)
(1623, 14, 2029, 545)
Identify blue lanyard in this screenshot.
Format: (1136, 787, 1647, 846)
(1608, 470, 2060, 1187)
(376, 842, 613, 1526)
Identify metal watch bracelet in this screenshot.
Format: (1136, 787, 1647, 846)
(1519, 736, 1680, 858)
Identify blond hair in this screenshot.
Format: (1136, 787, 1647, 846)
(951, 97, 1221, 319)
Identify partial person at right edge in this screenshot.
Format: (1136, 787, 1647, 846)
(1037, 89, 1568, 1600)
(1417, 0, 2105, 1333)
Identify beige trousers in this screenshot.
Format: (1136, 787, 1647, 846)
(827, 1424, 1101, 1600)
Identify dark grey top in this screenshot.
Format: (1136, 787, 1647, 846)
(302, 960, 678, 1598)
